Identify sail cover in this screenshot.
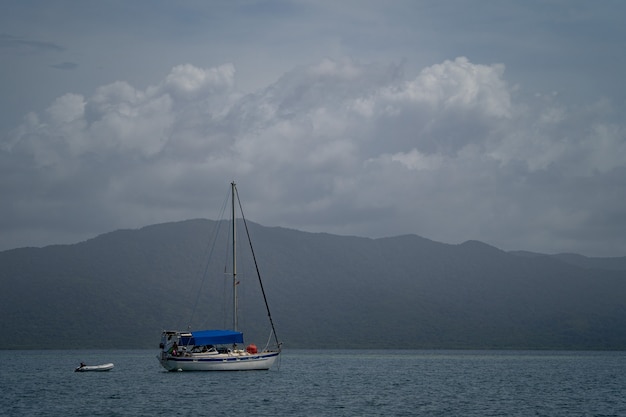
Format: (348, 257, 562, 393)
(182, 330, 244, 346)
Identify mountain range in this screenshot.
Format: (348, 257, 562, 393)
(1, 219, 625, 350)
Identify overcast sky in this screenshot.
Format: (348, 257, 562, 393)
(1, 0, 625, 257)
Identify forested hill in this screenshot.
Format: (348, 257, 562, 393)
(1, 219, 625, 350)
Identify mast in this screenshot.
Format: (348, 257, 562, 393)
(231, 181, 238, 331)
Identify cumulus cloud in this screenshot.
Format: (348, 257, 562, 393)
(159, 63, 235, 100)
(1, 57, 625, 256)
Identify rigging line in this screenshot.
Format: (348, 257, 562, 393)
(188, 187, 231, 328)
(263, 328, 275, 352)
(234, 184, 282, 349)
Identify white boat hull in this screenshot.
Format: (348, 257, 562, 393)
(158, 351, 279, 372)
(75, 363, 114, 372)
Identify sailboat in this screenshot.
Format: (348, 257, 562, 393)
(157, 182, 281, 371)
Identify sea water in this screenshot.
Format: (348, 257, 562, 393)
(1, 349, 624, 416)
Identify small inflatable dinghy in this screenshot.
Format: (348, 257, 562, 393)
(75, 363, 114, 372)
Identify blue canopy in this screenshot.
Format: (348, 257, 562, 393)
(181, 330, 244, 346)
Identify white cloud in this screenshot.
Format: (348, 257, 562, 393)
(389, 149, 445, 171)
(2, 56, 626, 256)
(383, 57, 511, 119)
(158, 63, 236, 100)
